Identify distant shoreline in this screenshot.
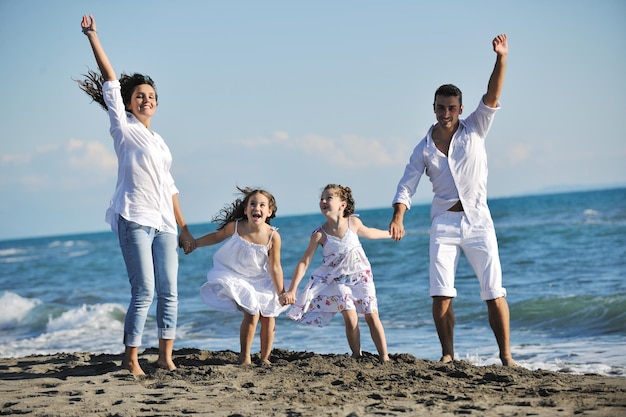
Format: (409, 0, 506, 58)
(3, 185, 625, 242)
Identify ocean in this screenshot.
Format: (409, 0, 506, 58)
(1, 188, 625, 377)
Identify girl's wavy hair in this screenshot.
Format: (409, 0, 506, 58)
(323, 184, 355, 217)
(213, 186, 278, 230)
(74, 69, 158, 111)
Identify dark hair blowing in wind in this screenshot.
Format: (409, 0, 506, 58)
(213, 186, 278, 230)
(75, 69, 158, 111)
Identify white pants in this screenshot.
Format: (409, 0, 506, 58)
(429, 211, 506, 301)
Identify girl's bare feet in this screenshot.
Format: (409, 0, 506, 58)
(238, 353, 252, 366)
(501, 355, 518, 367)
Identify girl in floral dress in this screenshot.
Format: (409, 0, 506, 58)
(282, 184, 391, 362)
(193, 187, 287, 365)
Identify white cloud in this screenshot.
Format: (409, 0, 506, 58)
(507, 144, 531, 165)
(65, 139, 117, 170)
(232, 131, 411, 169)
(0, 139, 116, 190)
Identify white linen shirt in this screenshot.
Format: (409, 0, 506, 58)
(102, 80, 179, 235)
(393, 99, 499, 228)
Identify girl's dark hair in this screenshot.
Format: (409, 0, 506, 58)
(75, 69, 158, 111)
(213, 186, 278, 230)
(323, 184, 355, 217)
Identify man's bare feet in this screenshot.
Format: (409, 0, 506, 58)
(440, 354, 454, 364)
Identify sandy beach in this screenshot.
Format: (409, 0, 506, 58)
(1, 348, 625, 417)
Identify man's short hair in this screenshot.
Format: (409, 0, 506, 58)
(434, 84, 462, 107)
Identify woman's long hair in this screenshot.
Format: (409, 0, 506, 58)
(75, 69, 158, 111)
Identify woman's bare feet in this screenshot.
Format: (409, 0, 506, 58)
(122, 358, 145, 376)
(156, 358, 176, 371)
(123, 346, 145, 376)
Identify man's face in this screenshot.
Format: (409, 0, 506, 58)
(433, 95, 463, 130)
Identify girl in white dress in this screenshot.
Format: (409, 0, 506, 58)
(194, 187, 287, 365)
(282, 184, 391, 362)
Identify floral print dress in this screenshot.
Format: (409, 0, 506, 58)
(287, 216, 379, 326)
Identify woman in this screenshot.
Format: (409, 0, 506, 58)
(77, 14, 195, 375)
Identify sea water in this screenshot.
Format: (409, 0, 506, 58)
(1, 188, 625, 377)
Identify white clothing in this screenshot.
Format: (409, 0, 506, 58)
(200, 220, 288, 317)
(392, 99, 499, 228)
(102, 80, 179, 235)
(429, 211, 506, 301)
(287, 216, 379, 327)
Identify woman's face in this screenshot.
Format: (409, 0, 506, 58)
(126, 84, 157, 121)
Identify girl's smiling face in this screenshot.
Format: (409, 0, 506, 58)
(244, 192, 273, 224)
(319, 189, 346, 215)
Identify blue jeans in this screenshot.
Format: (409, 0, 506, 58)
(118, 216, 178, 347)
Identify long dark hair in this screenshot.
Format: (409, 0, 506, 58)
(75, 69, 158, 111)
(213, 186, 278, 230)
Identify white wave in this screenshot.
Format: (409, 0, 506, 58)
(0, 291, 42, 329)
(48, 240, 88, 248)
(0, 248, 27, 257)
(46, 303, 126, 332)
(0, 303, 127, 358)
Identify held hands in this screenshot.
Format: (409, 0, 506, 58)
(279, 290, 296, 306)
(492, 33, 508, 56)
(81, 14, 96, 35)
(179, 229, 197, 255)
(389, 219, 405, 241)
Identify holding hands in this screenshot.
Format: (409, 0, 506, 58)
(279, 290, 296, 306)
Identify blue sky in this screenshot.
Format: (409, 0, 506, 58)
(1, 0, 625, 240)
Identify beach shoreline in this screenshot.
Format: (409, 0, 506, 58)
(1, 348, 625, 417)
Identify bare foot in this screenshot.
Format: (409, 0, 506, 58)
(156, 359, 176, 371)
(260, 358, 272, 366)
(380, 355, 390, 363)
(122, 360, 146, 376)
(351, 352, 363, 360)
(440, 354, 453, 364)
(238, 353, 252, 366)
(501, 356, 518, 367)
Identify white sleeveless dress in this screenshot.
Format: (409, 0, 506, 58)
(200, 220, 288, 317)
(287, 216, 379, 326)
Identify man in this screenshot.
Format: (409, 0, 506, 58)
(389, 34, 515, 366)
